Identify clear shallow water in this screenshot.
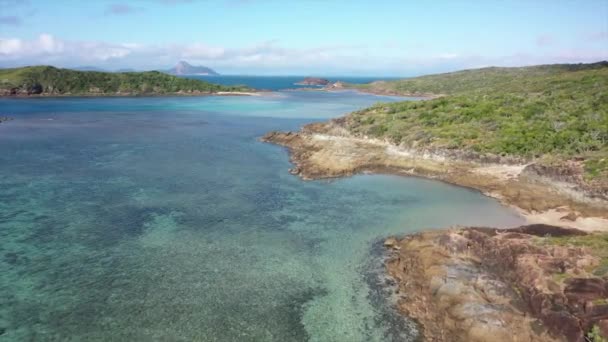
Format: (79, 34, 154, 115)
(0, 92, 523, 341)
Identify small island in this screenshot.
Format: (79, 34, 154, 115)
(295, 77, 330, 86)
(0, 66, 251, 97)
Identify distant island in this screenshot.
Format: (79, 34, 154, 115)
(164, 61, 219, 76)
(263, 61, 608, 341)
(295, 77, 330, 86)
(0, 65, 250, 96)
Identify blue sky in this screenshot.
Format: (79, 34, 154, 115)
(0, 0, 607, 75)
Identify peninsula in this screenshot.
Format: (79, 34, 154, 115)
(295, 77, 330, 86)
(0, 66, 249, 96)
(263, 61, 608, 341)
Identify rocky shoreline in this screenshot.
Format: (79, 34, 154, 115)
(261, 121, 608, 232)
(261, 119, 608, 341)
(382, 225, 608, 341)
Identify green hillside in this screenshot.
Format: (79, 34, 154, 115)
(0, 66, 250, 96)
(344, 62, 608, 180)
(350, 61, 608, 95)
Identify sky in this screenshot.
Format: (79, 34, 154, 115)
(0, 0, 607, 76)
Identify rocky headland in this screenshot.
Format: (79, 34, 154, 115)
(261, 102, 608, 340)
(295, 77, 330, 86)
(382, 225, 608, 341)
(261, 120, 608, 232)
(278, 62, 608, 340)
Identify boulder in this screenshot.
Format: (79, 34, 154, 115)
(564, 278, 607, 303)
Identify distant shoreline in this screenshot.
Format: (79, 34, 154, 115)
(0, 91, 262, 99)
(261, 122, 608, 232)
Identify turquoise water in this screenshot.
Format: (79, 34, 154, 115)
(0, 91, 523, 341)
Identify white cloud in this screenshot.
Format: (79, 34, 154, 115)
(0, 38, 22, 55)
(0, 34, 133, 62)
(0, 34, 606, 75)
(38, 33, 63, 53)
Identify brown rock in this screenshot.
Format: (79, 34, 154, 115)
(383, 225, 608, 341)
(384, 237, 398, 249)
(564, 278, 607, 303)
(542, 310, 583, 341)
(598, 319, 608, 338)
(561, 212, 579, 221)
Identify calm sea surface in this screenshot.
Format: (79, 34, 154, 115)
(0, 89, 523, 341)
(189, 75, 402, 91)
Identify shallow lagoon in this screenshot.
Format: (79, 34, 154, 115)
(0, 92, 523, 341)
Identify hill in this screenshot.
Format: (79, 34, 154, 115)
(344, 62, 608, 180)
(0, 65, 248, 96)
(348, 61, 608, 96)
(165, 61, 219, 76)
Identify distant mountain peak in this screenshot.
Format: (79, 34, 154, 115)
(166, 61, 219, 76)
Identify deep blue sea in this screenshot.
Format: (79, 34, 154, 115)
(0, 89, 523, 341)
(189, 75, 402, 91)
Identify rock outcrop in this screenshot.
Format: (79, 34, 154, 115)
(295, 77, 330, 86)
(383, 225, 608, 341)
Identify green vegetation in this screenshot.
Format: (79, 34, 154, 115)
(587, 325, 607, 342)
(351, 62, 608, 95)
(0, 65, 250, 95)
(345, 62, 608, 179)
(551, 272, 569, 284)
(585, 157, 608, 181)
(543, 233, 608, 276)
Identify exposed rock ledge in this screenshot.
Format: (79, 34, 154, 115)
(261, 121, 608, 232)
(383, 225, 608, 341)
